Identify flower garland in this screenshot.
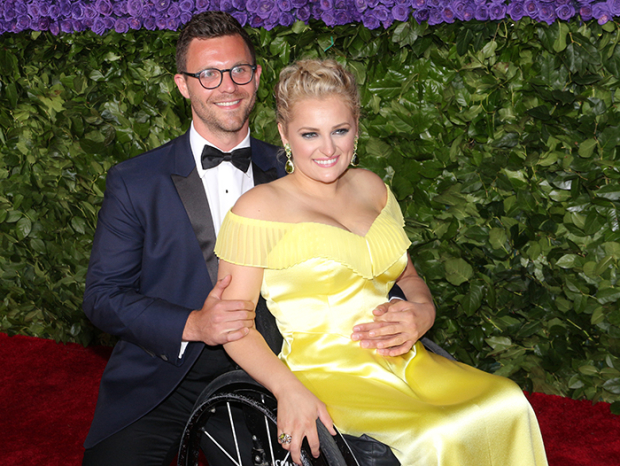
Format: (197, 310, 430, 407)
(0, 0, 618, 36)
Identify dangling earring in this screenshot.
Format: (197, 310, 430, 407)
(284, 143, 295, 174)
(350, 136, 359, 167)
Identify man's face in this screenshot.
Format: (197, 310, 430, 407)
(174, 35, 262, 148)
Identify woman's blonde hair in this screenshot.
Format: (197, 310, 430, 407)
(274, 59, 360, 131)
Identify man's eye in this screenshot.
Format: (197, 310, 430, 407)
(201, 69, 219, 79)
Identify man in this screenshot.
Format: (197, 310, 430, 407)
(82, 11, 434, 466)
(82, 12, 285, 465)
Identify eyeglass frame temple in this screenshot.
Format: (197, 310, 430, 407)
(181, 65, 257, 89)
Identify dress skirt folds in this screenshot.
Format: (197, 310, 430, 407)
(214, 186, 548, 466)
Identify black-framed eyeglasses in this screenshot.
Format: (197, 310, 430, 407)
(182, 64, 257, 90)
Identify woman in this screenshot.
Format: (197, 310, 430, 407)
(214, 59, 548, 465)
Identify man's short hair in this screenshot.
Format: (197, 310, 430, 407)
(176, 11, 257, 73)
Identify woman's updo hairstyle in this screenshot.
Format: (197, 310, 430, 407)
(275, 59, 360, 131)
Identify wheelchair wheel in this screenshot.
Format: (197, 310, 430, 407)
(178, 371, 357, 466)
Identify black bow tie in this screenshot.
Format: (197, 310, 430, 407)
(201, 145, 252, 173)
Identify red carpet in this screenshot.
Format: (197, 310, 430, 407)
(1, 332, 619, 465)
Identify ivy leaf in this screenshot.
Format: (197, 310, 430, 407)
(445, 258, 473, 286)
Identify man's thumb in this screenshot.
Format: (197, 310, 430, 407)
(210, 274, 232, 300)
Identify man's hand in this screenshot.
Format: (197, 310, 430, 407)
(183, 275, 256, 346)
(351, 299, 435, 357)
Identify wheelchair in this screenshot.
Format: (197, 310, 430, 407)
(178, 299, 454, 466)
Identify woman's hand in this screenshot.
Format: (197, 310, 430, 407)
(274, 380, 336, 465)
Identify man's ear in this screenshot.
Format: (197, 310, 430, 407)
(174, 74, 190, 99)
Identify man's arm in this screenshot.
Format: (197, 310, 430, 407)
(351, 254, 436, 356)
(83, 168, 254, 364)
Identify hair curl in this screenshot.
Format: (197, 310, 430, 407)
(274, 59, 360, 132)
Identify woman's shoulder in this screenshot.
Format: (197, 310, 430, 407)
(230, 181, 285, 221)
(347, 168, 388, 206)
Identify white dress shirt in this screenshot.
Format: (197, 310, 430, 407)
(180, 122, 256, 357)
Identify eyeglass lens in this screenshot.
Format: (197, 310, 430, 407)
(200, 65, 254, 89)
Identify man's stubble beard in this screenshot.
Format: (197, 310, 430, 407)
(192, 89, 257, 137)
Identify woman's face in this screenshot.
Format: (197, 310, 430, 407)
(279, 95, 357, 185)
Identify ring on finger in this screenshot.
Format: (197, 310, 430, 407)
(278, 433, 292, 444)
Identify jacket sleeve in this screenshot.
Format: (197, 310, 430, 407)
(83, 167, 193, 365)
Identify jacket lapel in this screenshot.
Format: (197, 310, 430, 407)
(252, 162, 278, 186)
(171, 168, 219, 285)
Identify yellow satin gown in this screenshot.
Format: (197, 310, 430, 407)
(215, 186, 548, 466)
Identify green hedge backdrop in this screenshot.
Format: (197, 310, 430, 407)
(1, 17, 619, 406)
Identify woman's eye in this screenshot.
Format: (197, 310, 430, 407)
(334, 128, 349, 135)
(301, 132, 317, 139)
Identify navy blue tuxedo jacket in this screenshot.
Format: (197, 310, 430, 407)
(83, 131, 284, 448)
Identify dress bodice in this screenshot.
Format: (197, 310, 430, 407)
(214, 185, 411, 342)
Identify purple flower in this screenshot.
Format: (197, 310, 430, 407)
(168, 4, 181, 17)
(462, 4, 475, 19)
(153, 0, 171, 12)
(40, 3, 50, 16)
(49, 21, 60, 35)
(232, 0, 246, 8)
(230, 10, 248, 24)
(3, 5, 17, 22)
(355, 0, 369, 11)
(256, 0, 276, 19)
(507, 1, 526, 19)
(167, 17, 181, 30)
(95, 0, 113, 16)
(114, 18, 129, 33)
(58, 0, 72, 16)
(373, 4, 390, 20)
(427, 7, 443, 23)
(392, 4, 410, 19)
(16, 15, 31, 31)
(156, 15, 168, 29)
(320, 0, 334, 10)
(452, 0, 467, 19)
(523, 0, 538, 17)
(37, 17, 50, 30)
(71, 4, 85, 20)
(441, 6, 456, 21)
(27, 1, 42, 18)
(321, 9, 336, 25)
(127, 0, 145, 16)
(279, 11, 295, 24)
(538, 2, 556, 22)
(92, 17, 107, 35)
(411, 0, 427, 8)
(49, 5, 62, 19)
(180, 0, 196, 11)
(413, 7, 430, 21)
(292, 0, 307, 7)
(489, 3, 506, 18)
(196, 0, 211, 11)
(129, 17, 142, 29)
(180, 12, 193, 23)
(607, 0, 620, 15)
(143, 16, 157, 29)
(61, 19, 74, 33)
(220, 0, 233, 10)
(579, 4, 593, 18)
(362, 9, 381, 27)
(592, 1, 612, 23)
(15, 2, 28, 16)
(246, 0, 259, 12)
(474, 4, 489, 19)
(556, 3, 575, 19)
(248, 13, 265, 27)
(296, 5, 312, 20)
(84, 6, 98, 20)
(367, 0, 381, 7)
